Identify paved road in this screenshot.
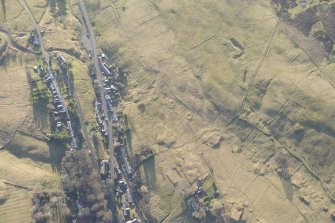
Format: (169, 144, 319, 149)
(19, 0, 97, 155)
(20, 0, 97, 165)
(78, 2, 147, 222)
(78, 0, 114, 166)
(78, 1, 119, 222)
(18, 0, 49, 61)
(18, 0, 118, 220)
(18, 0, 81, 151)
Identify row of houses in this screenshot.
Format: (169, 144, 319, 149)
(120, 183, 137, 222)
(39, 55, 78, 150)
(115, 145, 133, 179)
(54, 57, 78, 149)
(97, 53, 139, 222)
(99, 54, 119, 78)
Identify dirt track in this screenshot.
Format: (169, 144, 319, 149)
(0, 27, 39, 55)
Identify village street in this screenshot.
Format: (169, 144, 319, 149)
(79, 1, 146, 222)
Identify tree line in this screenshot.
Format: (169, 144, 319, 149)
(60, 150, 113, 223)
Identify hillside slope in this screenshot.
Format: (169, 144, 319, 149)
(86, 0, 335, 222)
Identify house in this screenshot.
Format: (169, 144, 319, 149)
(45, 76, 52, 83)
(105, 94, 112, 103)
(57, 104, 65, 112)
(115, 167, 122, 179)
(123, 207, 130, 221)
(95, 102, 103, 125)
(188, 197, 200, 212)
(110, 67, 118, 77)
(105, 87, 112, 95)
(39, 66, 44, 72)
(98, 57, 104, 69)
(59, 109, 66, 115)
(112, 122, 122, 133)
(102, 120, 108, 137)
(56, 122, 62, 129)
(54, 98, 61, 105)
(126, 189, 133, 204)
(95, 101, 102, 114)
(196, 187, 207, 198)
(105, 95, 113, 112)
(100, 160, 110, 176)
(115, 160, 122, 176)
(57, 55, 67, 67)
(28, 32, 39, 46)
(110, 84, 117, 92)
(46, 68, 53, 77)
(102, 63, 111, 76)
(118, 180, 127, 192)
(115, 191, 120, 197)
(98, 57, 111, 76)
(105, 94, 111, 101)
(113, 141, 123, 149)
(111, 111, 118, 123)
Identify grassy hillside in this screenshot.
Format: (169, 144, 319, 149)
(0, 132, 63, 223)
(87, 0, 335, 222)
(0, 0, 33, 34)
(0, 46, 64, 222)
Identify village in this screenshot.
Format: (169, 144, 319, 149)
(25, 7, 145, 220)
(2, 0, 335, 222)
(26, 22, 227, 222)
(95, 53, 141, 223)
(30, 49, 142, 222)
(29, 34, 79, 151)
(25, 3, 225, 222)
(95, 52, 227, 223)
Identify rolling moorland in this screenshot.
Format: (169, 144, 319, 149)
(84, 0, 335, 222)
(1, 0, 335, 223)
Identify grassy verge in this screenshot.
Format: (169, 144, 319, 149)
(69, 57, 95, 122)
